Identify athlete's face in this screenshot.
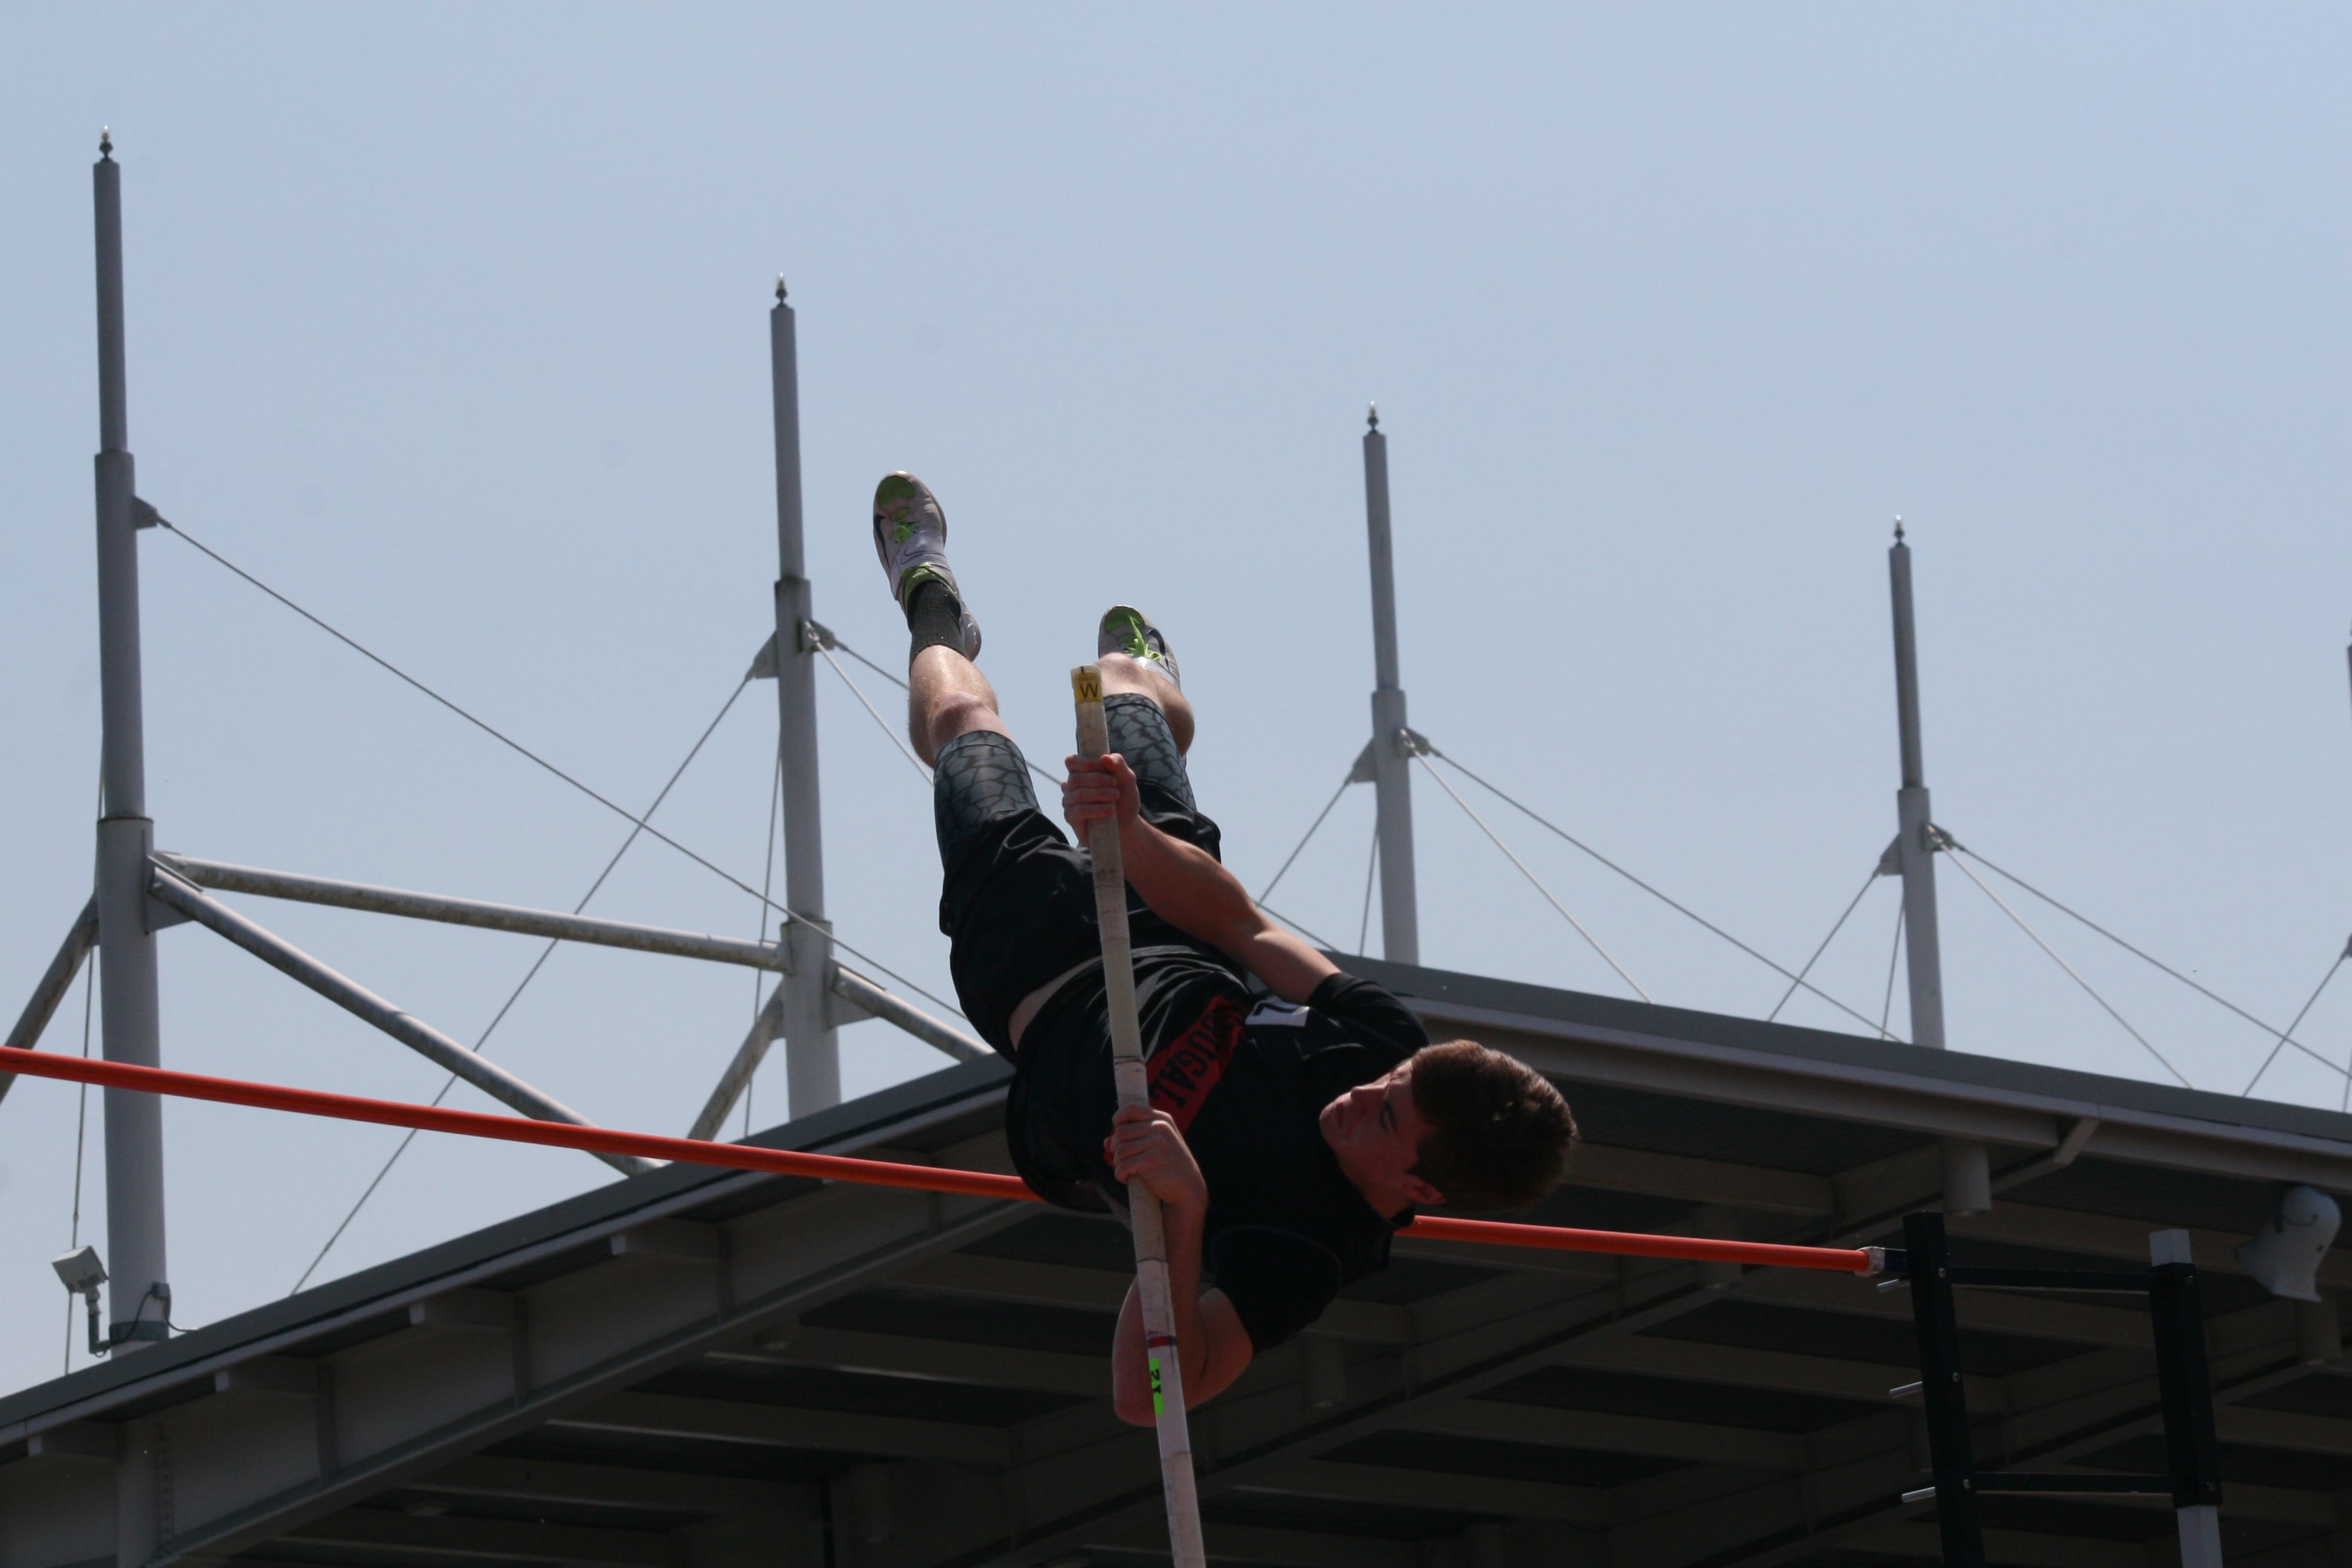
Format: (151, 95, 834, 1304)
(1319, 1063, 1447, 1217)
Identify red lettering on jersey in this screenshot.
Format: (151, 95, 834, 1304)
(1148, 995, 1247, 1132)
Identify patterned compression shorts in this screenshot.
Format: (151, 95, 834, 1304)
(932, 694, 1221, 1056)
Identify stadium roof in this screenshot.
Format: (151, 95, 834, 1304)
(5, 954, 2350, 1568)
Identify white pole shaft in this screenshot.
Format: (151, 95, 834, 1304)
(1887, 534, 1945, 1050)
(1890, 534, 1988, 1211)
(92, 141, 170, 1349)
(1363, 414, 1418, 966)
(1073, 665, 1208, 1568)
(769, 287, 838, 1116)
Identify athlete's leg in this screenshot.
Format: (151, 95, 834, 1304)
(1097, 653, 1194, 755)
(872, 472, 1097, 1058)
(1090, 608, 1214, 853)
(1096, 604, 1195, 753)
(910, 645, 1010, 767)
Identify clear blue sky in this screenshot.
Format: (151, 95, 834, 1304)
(3, 5, 2347, 1395)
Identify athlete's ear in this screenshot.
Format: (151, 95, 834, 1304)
(1401, 1174, 1446, 1209)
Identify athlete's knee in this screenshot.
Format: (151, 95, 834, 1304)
(921, 691, 1010, 758)
(1099, 656, 1193, 754)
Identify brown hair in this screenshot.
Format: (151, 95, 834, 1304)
(1407, 1040, 1577, 1212)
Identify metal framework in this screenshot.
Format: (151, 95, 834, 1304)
(0, 961, 2320, 1568)
(7, 144, 2276, 1568)
(5, 140, 984, 1356)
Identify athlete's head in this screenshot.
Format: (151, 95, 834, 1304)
(1320, 1040, 1577, 1216)
(1406, 1040, 1578, 1210)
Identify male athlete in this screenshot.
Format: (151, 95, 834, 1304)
(872, 472, 1577, 1425)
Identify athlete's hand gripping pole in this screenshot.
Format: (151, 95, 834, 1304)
(1073, 665, 1209, 1568)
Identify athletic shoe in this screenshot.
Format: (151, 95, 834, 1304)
(1098, 605, 1181, 690)
(872, 472, 981, 657)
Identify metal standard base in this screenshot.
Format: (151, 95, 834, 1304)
(1895, 1212, 2224, 1568)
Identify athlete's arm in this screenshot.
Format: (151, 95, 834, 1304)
(1063, 753, 1337, 1003)
(1104, 1104, 1257, 1425)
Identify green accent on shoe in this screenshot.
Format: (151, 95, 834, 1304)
(874, 473, 924, 506)
(899, 562, 954, 595)
(1101, 605, 1155, 660)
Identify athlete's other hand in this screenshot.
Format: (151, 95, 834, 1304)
(1063, 752, 1142, 836)
(1104, 1104, 1207, 1212)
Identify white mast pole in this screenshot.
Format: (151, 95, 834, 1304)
(1888, 522, 1989, 1214)
(769, 279, 838, 1115)
(91, 132, 171, 1348)
(1363, 407, 1420, 965)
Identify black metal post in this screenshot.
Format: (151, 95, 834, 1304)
(1903, 1212, 1985, 1568)
(2149, 1232, 2224, 1567)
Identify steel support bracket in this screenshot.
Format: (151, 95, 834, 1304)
(144, 885, 194, 932)
(1351, 728, 1433, 782)
(747, 616, 843, 681)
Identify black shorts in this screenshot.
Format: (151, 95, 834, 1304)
(933, 694, 1223, 1057)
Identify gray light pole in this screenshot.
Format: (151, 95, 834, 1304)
(1887, 522, 1989, 1214)
(1363, 407, 1420, 966)
(769, 279, 838, 1115)
(91, 134, 171, 1346)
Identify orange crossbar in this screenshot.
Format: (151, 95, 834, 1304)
(0, 1046, 1879, 1275)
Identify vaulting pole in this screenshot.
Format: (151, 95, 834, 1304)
(91, 132, 172, 1349)
(1887, 523, 1989, 1213)
(1363, 407, 1420, 965)
(769, 278, 838, 1116)
(1072, 665, 1209, 1568)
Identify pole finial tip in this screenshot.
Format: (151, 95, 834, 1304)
(775, 274, 788, 302)
(1367, 402, 1379, 430)
(99, 127, 112, 158)
(1892, 515, 1905, 543)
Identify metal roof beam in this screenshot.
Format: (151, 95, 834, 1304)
(550, 1391, 1010, 1469)
(1840, 1519, 2151, 1568)
(1747, 1265, 2156, 1351)
(895, 1251, 1418, 1346)
(1959, 1202, 2352, 1290)
(714, 1326, 1105, 1397)
(1406, 1401, 1806, 1469)
(283, 1506, 683, 1567)
(1567, 1143, 1838, 1216)
(417, 1454, 813, 1518)
(1242, 1457, 1610, 1525)
(1428, 997, 2352, 1191)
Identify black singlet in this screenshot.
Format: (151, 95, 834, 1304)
(1008, 960, 1430, 1351)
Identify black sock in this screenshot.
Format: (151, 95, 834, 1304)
(907, 578, 966, 660)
